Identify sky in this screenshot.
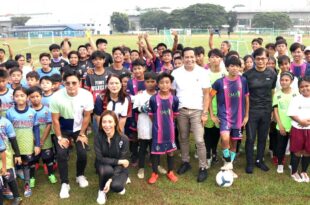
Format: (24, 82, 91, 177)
(0, 0, 309, 23)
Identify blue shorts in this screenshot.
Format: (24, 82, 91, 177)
(220, 128, 242, 141)
(151, 142, 177, 155)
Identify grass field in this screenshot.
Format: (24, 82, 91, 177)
(1, 34, 310, 205)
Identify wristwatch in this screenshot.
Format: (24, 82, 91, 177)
(57, 136, 62, 141)
(202, 111, 209, 116)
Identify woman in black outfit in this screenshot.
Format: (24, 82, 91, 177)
(94, 110, 129, 205)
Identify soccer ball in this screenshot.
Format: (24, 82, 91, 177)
(216, 170, 234, 187)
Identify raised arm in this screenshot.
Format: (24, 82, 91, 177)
(144, 33, 155, 57)
(3, 42, 13, 60)
(208, 31, 214, 50)
(171, 30, 179, 52)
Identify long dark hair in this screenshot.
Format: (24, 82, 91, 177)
(105, 74, 127, 104)
(98, 110, 122, 135)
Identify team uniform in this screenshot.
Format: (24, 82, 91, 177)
(36, 68, 60, 79)
(84, 70, 110, 102)
(290, 62, 307, 79)
(148, 94, 179, 154)
(0, 88, 14, 117)
(50, 58, 68, 72)
(105, 67, 131, 77)
(41, 93, 53, 108)
(211, 76, 249, 140)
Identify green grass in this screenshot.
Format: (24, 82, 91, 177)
(2, 34, 310, 204)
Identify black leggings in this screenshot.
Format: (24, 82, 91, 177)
(3, 168, 20, 198)
(97, 164, 128, 192)
(276, 131, 289, 165)
(269, 121, 278, 154)
(56, 134, 87, 184)
(138, 139, 151, 168)
(204, 127, 220, 159)
(152, 154, 174, 173)
(30, 148, 55, 178)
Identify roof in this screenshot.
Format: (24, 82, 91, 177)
(11, 24, 84, 32)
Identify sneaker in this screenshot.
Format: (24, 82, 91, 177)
(43, 164, 48, 175)
(76, 175, 89, 188)
(167, 171, 178, 182)
(30, 177, 36, 188)
(59, 183, 70, 199)
(24, 184, 32, 197)
(221, 162, 233, 170)
(300, 172, 310, 183)
(245, 165, 253, 174)
(269, 150, 273, 158)
(291, 172, 303, 183)
(277, 165, 284, 174)
(137, 168, 145, 179)
(158, 165, 167, 174)
(255, 161, 269, 172)
(16, 169, 24, 180)
(206, 158, 212, 169)
(2, 187, 13, 199)
(96, 190, 106, 205)
(126, 177, 131, 184)
(194, 150, 198, 159)
(118, 188, 126, 195)
(177, 162, 191, 175)
(197, 168, 208, 182)
(48, 174, 58, 184)
(12, 197, 23, 205)
(212, 155, 219, 164)
(148, 172, 159, 184)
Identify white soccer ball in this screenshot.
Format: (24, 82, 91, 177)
(216, 170, 234, 187)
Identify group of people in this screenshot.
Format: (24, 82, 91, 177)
(0, 31, 310, 205)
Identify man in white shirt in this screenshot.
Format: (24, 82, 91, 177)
(171, 47, 211, 182)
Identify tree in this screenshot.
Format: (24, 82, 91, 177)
(227, 11, 237, 32)
(252, 12, 292, 30)
(169, 4, 227, 28)
(110, 12, 129, 32)
(11, 16, 31, 27)
(140, 10, 171, 31)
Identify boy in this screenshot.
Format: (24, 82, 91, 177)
(160, 50, 174, 74)
(276, 55, 298, 91)
(275, 39, 288, 58)
(36, 53, 60, 79)
(210, 56, 249, 177)
(289, 43, 307, 79)
(40, 76, 54, 108)
(305, 46, 310, 63)
(0, 70, 14, 117)
(50, 74, 63, 92)
(85, 51, 110, 102)
(94, 38, 113, 67)
(133, 72, 157, 179)
(194, 46, 208, 68)
(26, 71, 40, 88)
(0, 43, 13, 64)
(49, 44, 68, 71)
(28, 86, 57, 188)
(106, 47, 131, 77)
(265, 43, 276, 57)
(173, 57, 183, 69)
(9, 68, 25, 89)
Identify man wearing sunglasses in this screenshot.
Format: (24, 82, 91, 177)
(50, 70, 94, 199)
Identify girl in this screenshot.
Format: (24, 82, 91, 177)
(94, 110, 129, 205)
(273, 72, 298, 174)
(15, 54, 34, 80)
(287, 76, 310, 182)
(243, 55, 254, 72)
(6, 86, 41, 197)
(267, 56, 278, 74)
(148, 72, 179, 184)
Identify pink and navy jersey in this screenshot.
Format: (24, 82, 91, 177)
(153, 57, 163, 73)
(148, 94, 179, 154)
(211, 76, 249, 130)
(290, 62, 307, 79)
(126, 78, 145, 96)
(42, 93, 53, 108)
(0, 88, 14, 117)
(161, 64, 174, 74)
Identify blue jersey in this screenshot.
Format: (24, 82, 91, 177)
(6, 106, 40, 155)
(0, 88, 14, 117)
(35, 105, 53, 149)
(212, 76, 249, 130)
(149, 94, 179, 154)
(42, 93, 54, 108)
(36, 68, 60, 79)
(0, 117, 15, 152)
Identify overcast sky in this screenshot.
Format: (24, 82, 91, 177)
(0, 0, 309, 16)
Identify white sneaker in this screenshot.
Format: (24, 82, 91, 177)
(59, 183, 70, 199)
(221, 162, 233, 170)
(277, 165, 284, 174)
(96, 190, 106, 205)
(76, 176, 89, 188)
(206, 158, 212, 169)
(137, 168, 144, 179)
(118, 188, 126, 195)
(291, 173, 303, 183)
(301, 172, 310, 183)
(158, 165, 167, 174)
(126, 177, 131, 184)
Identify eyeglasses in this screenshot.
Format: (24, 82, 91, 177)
(255, 57, 267, 61)
(65, 81, 78, 86)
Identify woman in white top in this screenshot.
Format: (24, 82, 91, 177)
(15, 54, 34, 79)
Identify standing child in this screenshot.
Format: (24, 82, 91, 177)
(6, 87, 41, 197)
(133, 72, 157, 179)
(210, 56, 249, 178)
(0, 70, 14, 117)
(50, 74, 63, 92)
(0, 126, 7, 205)
(148, 72, 179, 184)
(28, 86, 57, 188)
(273, 72, 298, 173)
(276, 55, 299, 92)
(9, 68, 26, 89)
(26, 71, 40, 88)
(160, 50, 174, 74)
(40, 76, 54, 108)
(290, 43, 307, 79)
(287, 76, 310, 182)
(36, 53, 60, 79)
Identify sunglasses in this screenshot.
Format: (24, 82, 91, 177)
(65, 81, 78, 86)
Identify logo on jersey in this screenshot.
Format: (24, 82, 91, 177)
(119, 140, 123, 148)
